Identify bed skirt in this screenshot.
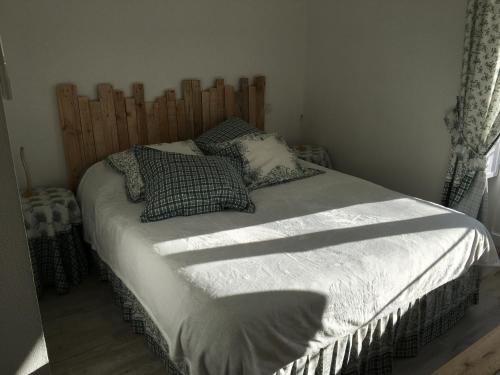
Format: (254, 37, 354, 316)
(30, 226, 88, 295)
(92, 252, 480, 375)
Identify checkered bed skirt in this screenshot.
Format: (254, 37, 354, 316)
(92, 251, 479, 375)
(29, 225, 88, 295)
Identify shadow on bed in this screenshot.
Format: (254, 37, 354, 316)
(178, 290, 328, 374)
(164, 213, 472, 267)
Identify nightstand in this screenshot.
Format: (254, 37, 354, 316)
(292, 144, 333, 169)
(22, 187, 88, 295)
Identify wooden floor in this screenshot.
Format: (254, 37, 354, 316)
(434, 324, 500, 375)
(40, 269, 500, 375)
(40, 272, 166, 375)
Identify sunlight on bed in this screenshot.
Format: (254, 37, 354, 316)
(153, 202, 466, 258)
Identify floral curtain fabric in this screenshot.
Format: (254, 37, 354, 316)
(441, 0, 500, 219)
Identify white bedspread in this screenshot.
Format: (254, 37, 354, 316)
(78, 161, 498, 375)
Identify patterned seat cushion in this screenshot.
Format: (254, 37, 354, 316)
(195, 117, 261, 152)
(107, 140, 203, 202)
(134, 146, 255, 222)
(206, 133, 324, 190)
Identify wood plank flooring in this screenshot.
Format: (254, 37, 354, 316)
(434, 324, 500, 375)
(40, 272, 165, 375)
(393, 268, 500, 375)
(40, 269, 500, 375)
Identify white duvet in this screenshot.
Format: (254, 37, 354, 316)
(78, 161, 499, 375)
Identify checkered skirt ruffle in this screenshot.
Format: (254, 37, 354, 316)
(30, 225, 88, 295)
(93, 251, 479, 375)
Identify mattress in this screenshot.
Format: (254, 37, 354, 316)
(78, 160, 499, 375)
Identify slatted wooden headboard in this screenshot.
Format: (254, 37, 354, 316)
(56, 76, 266, 190)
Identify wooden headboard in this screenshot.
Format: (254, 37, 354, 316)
(56, 76, 266, 190)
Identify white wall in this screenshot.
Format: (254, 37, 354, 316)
(0, 0, 474, 203)
(0, 0, 306, 189)
(304, 0, 467, 202)
(0, 97, 50, 374)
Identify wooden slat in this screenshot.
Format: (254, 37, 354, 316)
(145, 101, 160, 144)
(191, 80, 203, 137)
(157, 97, 169, 143)
(224, 85, 235, 118)
(113, 90, 130, 151)
(215, 79, 225, 123)
(56, 84, 84, 190)
(254, 76, 266, 130)
(125, 98, 139, 146)
(89, 100, 107, 160)
(209, 88, 218, 129)
(166, 90, 178, 142)
(234, 91, 242, 118)
(239, 78, 249, 122)
(97, 84, 119, 153)
(132, 83, 148, 144)
(182, 80, 194, 139)
(201, 90, 210, 132)
(248, 85, 257, 126)
(56, 77, 266, 191)
(176, 99, 187, 140)
(77, 96, 97, 168)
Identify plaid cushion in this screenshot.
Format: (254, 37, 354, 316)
(195, 117, 261, 152)
(107, 140, 203, 202)
(134, 146, 255, 222)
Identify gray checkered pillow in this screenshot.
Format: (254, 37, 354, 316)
(107, 140, 203, 202)
(134, 146, 255, 222)
(195, 117, 261, 152)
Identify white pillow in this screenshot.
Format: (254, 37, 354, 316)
(208, 133, 322, 190)
(149, 140, 202, 155)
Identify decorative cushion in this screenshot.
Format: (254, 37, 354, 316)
(134, 146, 255, 222)
(207, 133, 324, 190)
(106, 140, 203, 202)
(195, 117, 261, 152)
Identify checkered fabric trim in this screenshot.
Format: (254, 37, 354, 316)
(195, 117, 260, 151)
(393, 266, 479, 357)
(134, 146, 255, 222)
(441, 148, 488, 220)
(446, 173, 475, 208)
(291, 144, 333, 169)
(451, 171, 487, 219)
(92, 250, 480, 375)
(29, 225, 88, 295)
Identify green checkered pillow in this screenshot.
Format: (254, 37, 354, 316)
(195, 117, 261, 153)
(134, 146, 255, 222)
(206, 133, 324, 190)
(107, 140, 203, 202)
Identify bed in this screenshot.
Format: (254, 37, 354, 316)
(58, 77, 499, 375)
